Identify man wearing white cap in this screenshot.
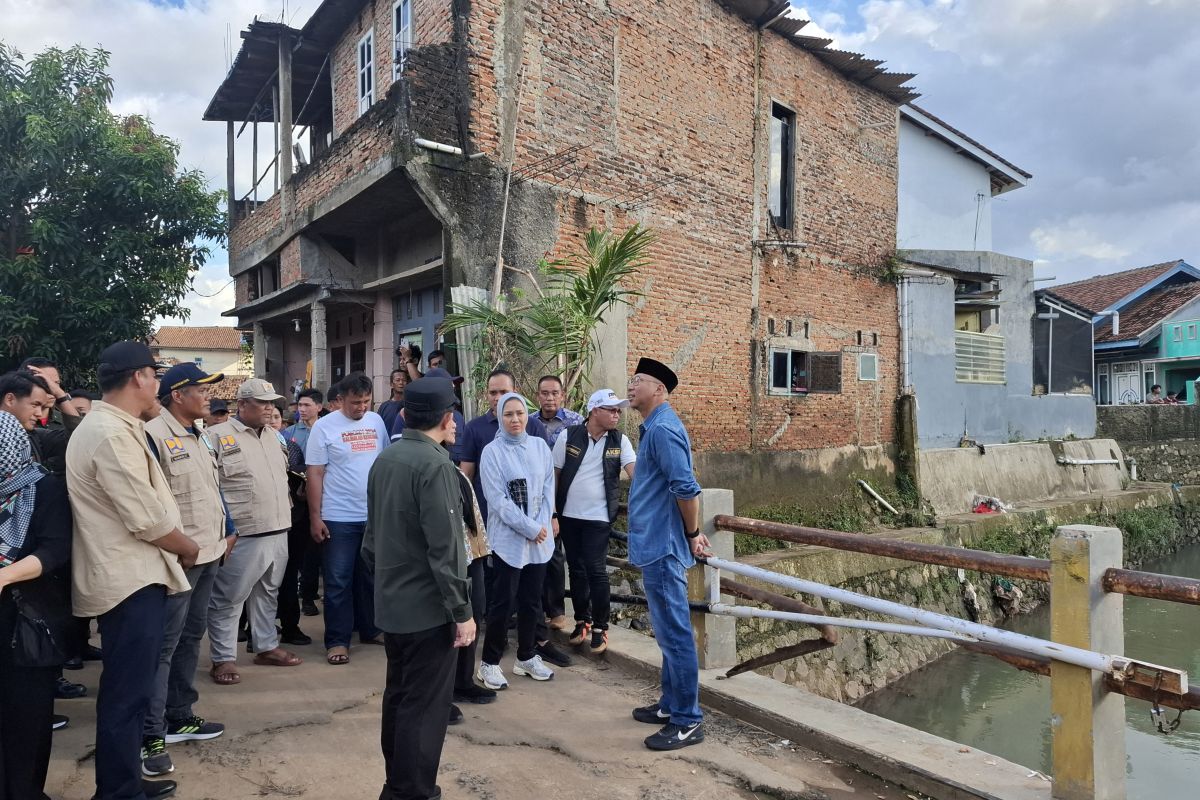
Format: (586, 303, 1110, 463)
(206, 378, 302, 686)
(551, 389, 636, 654)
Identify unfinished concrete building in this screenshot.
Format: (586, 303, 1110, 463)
(204, 0, 918, 505)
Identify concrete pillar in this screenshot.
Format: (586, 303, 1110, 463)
(372, 293, 394, 401)
(1049, 525, 1126, 800)
(311, 301, 329, 391)
(688, 488, 736, 669)
(252, 322, 266, 378)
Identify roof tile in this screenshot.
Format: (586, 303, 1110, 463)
(1094, 282, 1200, 343)
(152, 326, 243, 351)
(1046, 260, 1184, 314)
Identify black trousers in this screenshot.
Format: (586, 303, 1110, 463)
(482, 555, 547, 664)
(541, 536, 567, 619)
(0, 595, 57, 800)
(278, 501, 312, 630)
(95, 584, 167, 800)
(380, 624, 456, 800)
(454, 557, 487, 691)
(560, 516, 613, 629)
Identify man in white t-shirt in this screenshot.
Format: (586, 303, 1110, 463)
(305, 372, 390, 665)
(551, 388, 636, 654)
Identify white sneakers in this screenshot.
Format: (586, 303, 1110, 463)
(477, 663, 508, 690)
(478, 656, 555, 688)
(513, 654, 555, 681)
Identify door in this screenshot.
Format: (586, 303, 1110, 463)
(1112, 361, 1142, 404)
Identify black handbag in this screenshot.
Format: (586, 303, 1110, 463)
(8, 577, 71, 668)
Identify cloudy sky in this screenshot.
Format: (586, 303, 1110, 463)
(4, 0, 1198, 326)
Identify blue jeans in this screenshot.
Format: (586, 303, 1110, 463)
(640, 555, 702, 727)
(322, 520, 379, 649)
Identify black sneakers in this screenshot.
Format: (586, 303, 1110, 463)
(534, 640, 572, 668)
(644, 722, 704, 751)
(454, 684, 498, 705)
(448, 704, 464, 726)
(164, 716, 225, 743)
(631, 704, 671, 725)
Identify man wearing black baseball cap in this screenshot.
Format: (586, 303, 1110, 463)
(141, 364, 231, 776)
(625, 357, 711, 752)
(66, 341, 197, 799)
(362, 377, 474, 800)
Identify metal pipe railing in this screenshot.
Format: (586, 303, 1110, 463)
(715, 514, 1051, 580)
(715, 514, 1200, 607)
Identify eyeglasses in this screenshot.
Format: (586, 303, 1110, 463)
(627, 375, 663, 388)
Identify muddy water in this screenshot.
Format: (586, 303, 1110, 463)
(858, 543, 1200, 798)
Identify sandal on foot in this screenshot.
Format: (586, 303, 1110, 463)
(252, 649, 303, 667)
(326, 648, 350, 665)
(210, 663, 241, 685)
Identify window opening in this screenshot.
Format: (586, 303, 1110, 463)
(768, 103, 795, 229)
(357, 29, 375, 116)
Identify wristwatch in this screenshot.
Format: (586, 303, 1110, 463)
(684, 529, 701, 539)
(55, 393, 73, 405)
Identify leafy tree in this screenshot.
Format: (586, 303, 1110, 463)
(0, 44, 224, 385)
(442, 224, 652, 408)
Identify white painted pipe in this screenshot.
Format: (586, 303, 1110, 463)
(709, 603, 973, 642)
(414, 138, 463, 155)
(1057, 458, 1120, 466)
(857, 479, 899, 515)
(704, 556, 1122, 675)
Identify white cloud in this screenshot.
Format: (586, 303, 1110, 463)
(793, 0, 1200, 285)
(2, 0, 301, 329)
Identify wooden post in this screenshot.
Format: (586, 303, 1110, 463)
(688, 489, 737, 669)
(252, 120, 258, 204)
(278, 32, 294, 218)
(1050, 525, 1126, 800)
(225, 120, 235, 231)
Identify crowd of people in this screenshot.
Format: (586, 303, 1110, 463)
(0, 342, 711, 800)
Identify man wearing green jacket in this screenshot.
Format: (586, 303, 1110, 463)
(362, 376, 475, 800)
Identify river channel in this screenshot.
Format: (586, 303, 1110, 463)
(858, 542, 1200, 798)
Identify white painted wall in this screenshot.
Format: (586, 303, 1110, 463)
(897, 119, 994, 251)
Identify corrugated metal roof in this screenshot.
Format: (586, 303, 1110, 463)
(725, 0, 919, 103)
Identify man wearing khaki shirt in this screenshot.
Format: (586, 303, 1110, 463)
(141, 364, 233, 777)
(66, 341, 199, 800)
(207, 379, 301, 685)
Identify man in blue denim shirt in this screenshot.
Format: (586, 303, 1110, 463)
(626, 357, 711, 751)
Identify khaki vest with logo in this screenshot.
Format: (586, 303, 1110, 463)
(207, 417, 291, 535)
(145, 408, 227, 565)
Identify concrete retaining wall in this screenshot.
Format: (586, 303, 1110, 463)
(919, 439, 1128, 518)
(1096, 404, 1200, 483)
(694, 443, 895, 512)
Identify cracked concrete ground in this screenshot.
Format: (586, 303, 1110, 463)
(46, 624, 915, 800)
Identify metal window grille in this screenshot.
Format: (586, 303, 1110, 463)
(954, 330, 1006, 384)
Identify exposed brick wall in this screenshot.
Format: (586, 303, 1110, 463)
(280, 238, 302, 286)
(331, 0, 456, 138)
(464, 0, 900, 453)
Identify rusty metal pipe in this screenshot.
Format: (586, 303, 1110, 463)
(715, 514, 1051, 581)
(962, 641, 1200, 712)
(719, 578, 838, 643)
(1103, 568, 1200, 607)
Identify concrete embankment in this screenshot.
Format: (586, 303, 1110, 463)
(607, 625, 1051, 800)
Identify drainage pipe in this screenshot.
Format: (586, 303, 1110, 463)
(1056, 457, 1120, 466)
(703, 555, 1124, 676)
(857, 479, 899, 515)
(708, 603, 973, 643)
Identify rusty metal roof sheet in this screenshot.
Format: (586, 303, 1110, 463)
(725, 0, 919, 103)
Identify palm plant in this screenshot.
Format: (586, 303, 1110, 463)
(443, 224, 653, 408)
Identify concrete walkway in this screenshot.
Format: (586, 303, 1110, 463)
(46, 624, 912, 800)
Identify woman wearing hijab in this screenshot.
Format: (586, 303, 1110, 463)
(477, 392, 557, 688)
(0, 410, 73, 799)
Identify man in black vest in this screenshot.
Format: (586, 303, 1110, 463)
(551, 388, 637, 654)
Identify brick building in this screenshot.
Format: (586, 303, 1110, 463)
(204, 0, 916, 505)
